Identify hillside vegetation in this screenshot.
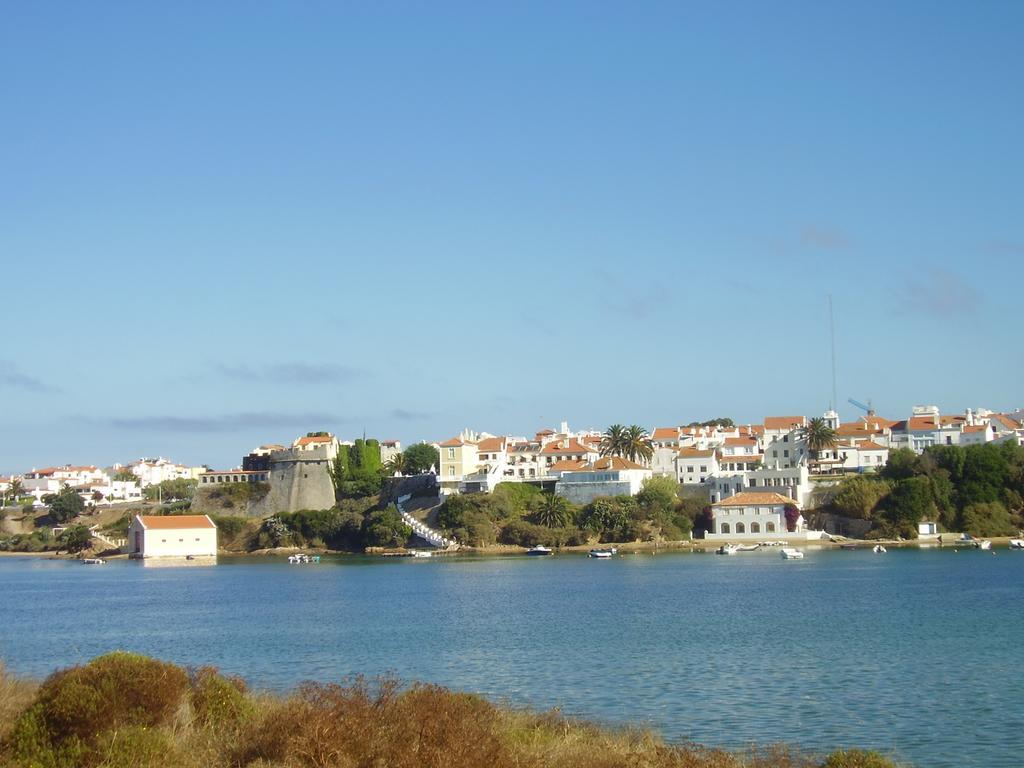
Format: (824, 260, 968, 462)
(826, 442, 1024, 538)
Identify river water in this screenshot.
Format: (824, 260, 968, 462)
(2, 546, 1021, 767)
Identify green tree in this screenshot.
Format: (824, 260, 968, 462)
(636, 476, 679, 518)
(143, 479, 196, 502)
(623, 425, 654, 464)
(383, 453, 406, 476)
(113, 469, 137, 482)
(43, 487, 85, 524)
(960, 501, 1017, 537)
(532, 494, 573, 528)
(362, 506, 412, 548)
(806, 417, 838, 468)
(831, 476, 891, 519)
(58, 524, 92, 553)
(403, 443, 440, 475)
(880, 476, 936, 535)
(599, 424, 628, 458)
(880, 448, 921, 481)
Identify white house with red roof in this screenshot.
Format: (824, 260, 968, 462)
(127, 514, 217, 559)
(675, 448, 719, 485)
(707, 491, 803, 540)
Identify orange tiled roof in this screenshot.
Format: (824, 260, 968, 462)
(296, 435, 333, 446)
(724, 437, 757, 447)
(857, 441, 887, 451)
(548, 459, 587, 472)
(764, 416, 806, 430)
(677, 448, 716, 458)
(475, 437, 506, 452)
(992, 414, 1021, 431)
(905, 417, 938, 431)
(439, 437, 471, 448)
(652, 427, 680, 440)
(136, 515, 216, 530)
(963, 425, 988, 433)
(713, 492, 796, 508)
(540, 438, 595, 455)
(574, 456, 649, 471)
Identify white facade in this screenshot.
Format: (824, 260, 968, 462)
(555, 457, 652, 505)
(708, 492, 802, 540)
(709, 465, 809, 507)
(129, 458, 203, 487)
(127, 514, 217, 558)
(675, 449, 718, 485)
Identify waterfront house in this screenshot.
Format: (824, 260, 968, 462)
(708, 491, 801, 540)
(126, 514, 217, 559)
(675, 448, 718, 485)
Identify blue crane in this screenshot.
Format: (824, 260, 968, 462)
(847, 398, 875, 416)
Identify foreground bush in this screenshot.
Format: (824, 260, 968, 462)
(0, 654, 901, 768)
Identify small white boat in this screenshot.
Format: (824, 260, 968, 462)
(734, 544, 761, 552)
(411, 550, 433, 558)
(1009, 539, 1024, 549)
(873, 545, 887, 553)
(976, 540, 992, 550)
(588, 549, 613, 558)
(82, 558, 106, 565)
(526, 545, 553, 556)
(288, 554, 319, 564)
(716, 544, 739, 555)
(780, 547, 804, 560)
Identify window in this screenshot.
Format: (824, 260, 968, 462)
(448, 467, 455, 476)
(721, 522, 730, 534)
(766, 521, 776, 532)
(687, 465, 694, 473)
(195, 538, 200, 541)
(179, 538, 184, 542)
(751, 522, 761, 533)
(783, 435, 789, 442)
(700, 465, 707, 473)
(736, 522, 746, 533)
(447, 448, 455, 459)
(783, 450, 789, 458)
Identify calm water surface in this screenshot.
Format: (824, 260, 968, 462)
(2, 547, 1022, 767)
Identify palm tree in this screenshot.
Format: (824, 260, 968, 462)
(8, 478, 23, 504)
(383, 453, 407, 476)
(599, 424, 628, 458)
(623, 425, 654, 464)
(805, 417, 838, 471)
(533, 494, 572, 528)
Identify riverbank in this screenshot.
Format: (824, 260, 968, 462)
(0, 652, 896, 768)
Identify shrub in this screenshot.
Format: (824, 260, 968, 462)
(0, 663, 36, 742)
(189, 667, 252, 729)
(821, 749, 897, 768)
(97, 726, 177, 768)
(7, 652, 188, 766)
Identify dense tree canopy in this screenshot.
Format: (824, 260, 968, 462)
(403, 443, 440, 475)
(43, 488, 85, 524)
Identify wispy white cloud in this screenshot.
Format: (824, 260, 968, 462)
(212, 362, 367, 384)
(0, 361, 58, 393)
(103, 412, 341, 433)
(895, 268, 983, 318)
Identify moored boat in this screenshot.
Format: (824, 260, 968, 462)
(588, 549, 613, 558)
(1009, 539, 1024, 549)
(976, 539, 992, 550)
(526, 545, 553, 556)
(734, 544, 761, 552)
(716, 544, 739, 555)
(82, 558, 106, 565)
(873, 545, 887, 553)
(780, 547, 804, 560)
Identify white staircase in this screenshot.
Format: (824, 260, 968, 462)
(396, 495, 456, 549)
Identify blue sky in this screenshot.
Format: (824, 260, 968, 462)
(2, 2, 1022, 472)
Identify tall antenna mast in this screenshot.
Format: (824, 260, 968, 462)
(828, 295, 837, 412)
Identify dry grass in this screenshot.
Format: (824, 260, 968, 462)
(0, 655, 900, 768)
(0, 663, 37, 741)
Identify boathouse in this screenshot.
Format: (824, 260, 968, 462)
(127, 514, 217, 558)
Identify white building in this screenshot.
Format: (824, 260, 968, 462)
(129, 458, 204, 487)
(126, 514, 217, 559)
(707, 491, 802, 540)
(675, 448, 718, 485)
(709, 465, 810, 507)
(555, 456, 652, 505)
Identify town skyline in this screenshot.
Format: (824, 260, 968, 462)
(4, 398, 1022, 476)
